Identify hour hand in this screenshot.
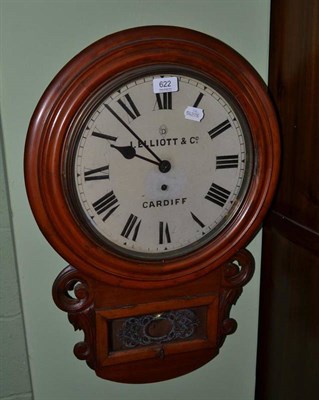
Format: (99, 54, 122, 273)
(110, 144, 136, 159)
(110, 144, 160, 166)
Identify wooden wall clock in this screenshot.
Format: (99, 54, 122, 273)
(24, 26, 280, 383)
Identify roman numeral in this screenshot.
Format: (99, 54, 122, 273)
(121, 214, 141, 241)
(208, 119, 231, 140)
(193, 92, 204, 108)
(117, 94, 140, 120)
(216, 155, 239, 169)
(92, 132, 118, 141)
(84, 165, 109, 181)
(92, 191, 119, 221)
(159, 222, 171, 245)
(190, 212, 205, 228)
(154, 92, 172, 110)
(205, 183, 231, 207)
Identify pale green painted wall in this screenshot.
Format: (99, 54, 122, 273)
(0, 122, 33, 399)
(0, 1, 270, 399)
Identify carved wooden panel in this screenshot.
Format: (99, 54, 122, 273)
(52, 249, 254, 383)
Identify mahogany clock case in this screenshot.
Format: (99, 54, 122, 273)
(24, 26, 280, 289)
(24, 26, 280, 384)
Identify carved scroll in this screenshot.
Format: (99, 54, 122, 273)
(218, 248, 255, 346)
(52, 266, 95, 369)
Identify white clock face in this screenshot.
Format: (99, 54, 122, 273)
(67, 72, 253, 260)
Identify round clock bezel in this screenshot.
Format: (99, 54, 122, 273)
(63, 66, 254, 262)
(25, 26, 280, 288)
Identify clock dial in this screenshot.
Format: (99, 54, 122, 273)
(66, 73, 253, 260)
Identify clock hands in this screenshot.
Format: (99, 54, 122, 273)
(110, 144, 159, 166)
(105, 103, 171, 173)
(104, 103, 162, 164)
(110, 144, 171, 173)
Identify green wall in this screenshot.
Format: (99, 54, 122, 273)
(0, 1, 270, 399)
(0, 121, 33, 399)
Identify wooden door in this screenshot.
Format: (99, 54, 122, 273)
(255, 0, 319, 398)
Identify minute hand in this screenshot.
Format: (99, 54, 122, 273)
(104, 103, 162, 164)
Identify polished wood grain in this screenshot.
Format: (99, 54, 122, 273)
(52, 249, 254, 383)
(256, 1, 319, 398)
(267, 1, 319, 231)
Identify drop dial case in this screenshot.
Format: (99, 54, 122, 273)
(25, 26, 280, 383)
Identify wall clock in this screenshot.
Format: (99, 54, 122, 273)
(25, 26, 280, 383)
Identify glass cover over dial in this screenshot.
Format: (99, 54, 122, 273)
(66, 73, 253, 260)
